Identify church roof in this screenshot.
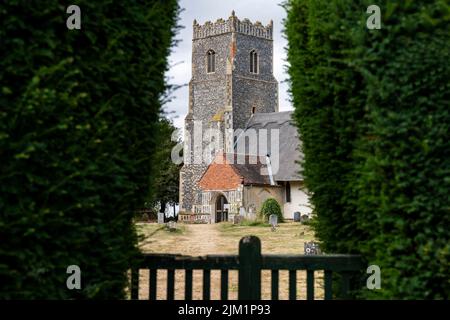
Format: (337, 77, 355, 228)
(235, 111, 303, 182)
(198, 153, 272, 190)
(200, 111, 303, 191)
(226, 154, 272, 186)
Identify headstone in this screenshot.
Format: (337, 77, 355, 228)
(304, 241, 321, 255)
(233, 215, 243, 225)
(294, 212, 301, 222)
(239, 206, 246, 216)
(164, 205, 172, 217)
(157, 212, 165, 224)
(269, 214, 278, 227)
(168, 221, 176, 231)
(300, 214, 310, 223)
(247, 205, 256, 221)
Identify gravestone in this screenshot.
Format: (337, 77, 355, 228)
(247, 212, 256, 221)
(233, 215, 243, 225)
(246, 206, 256, 221)
(157, 212, 165, 224)
(300, 214, 310, 223)
(168, 221, 176, 231)
(269, 214, 278, 227)
(294, 212, 301, 222)
(304, 241, 321, 255)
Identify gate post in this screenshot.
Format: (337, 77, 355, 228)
(238, 236, 261, 300)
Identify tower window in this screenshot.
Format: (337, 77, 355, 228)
(207, 50, 215, 73)
(250, 50, 258, 74)
(285, 181, 291, 203)
(252, 107, 256, 114)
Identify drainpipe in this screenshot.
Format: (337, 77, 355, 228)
(266, 154, 275, 186)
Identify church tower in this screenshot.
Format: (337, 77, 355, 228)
(179, 11, 279, 213)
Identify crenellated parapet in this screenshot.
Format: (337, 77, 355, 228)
(193, 10, 273, 40)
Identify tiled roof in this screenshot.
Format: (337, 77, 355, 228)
(236, 111, 303, 181)
(198, 153, 272, 190)
(200, 111, 303, 190)
(224, 154, 272, 186)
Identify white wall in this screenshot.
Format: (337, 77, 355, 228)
(283, 181, 312, 219)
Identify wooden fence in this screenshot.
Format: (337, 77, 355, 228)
(130, 236, 364, 300)
(178, 213, 211, 224)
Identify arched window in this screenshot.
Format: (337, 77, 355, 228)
(207, 50, 215, 73)
(285, 181, 291, 203)
(250, 50, 258, 74)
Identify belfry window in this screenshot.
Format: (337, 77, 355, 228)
(250, 50, 258, 74)
(207, 50, 215, 73)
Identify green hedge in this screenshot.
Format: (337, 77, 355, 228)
(285, 0, 449, 299)
(0, 0, 179, 299)
(284, 0, 367, 254)
(260, 198, 284, 223)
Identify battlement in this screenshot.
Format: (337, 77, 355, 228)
(193, 11, 273, 40)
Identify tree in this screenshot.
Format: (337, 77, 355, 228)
(285, 0, 449, 298)
(0, 0, 179, 299)
(149, 118, 181, 216)
(284, 0, 366, 254)
(260, 198, 283, 223)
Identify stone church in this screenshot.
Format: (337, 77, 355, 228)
(179, 12, 311, 223)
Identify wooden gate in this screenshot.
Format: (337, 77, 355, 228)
(130, 236, 364, 300)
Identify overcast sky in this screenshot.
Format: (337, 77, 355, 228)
(164, 0, 292, 130)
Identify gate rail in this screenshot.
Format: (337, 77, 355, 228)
(130, 236, 364, 300)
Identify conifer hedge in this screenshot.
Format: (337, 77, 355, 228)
(285, 0, 449, 298)
(0, 0, 179, 299)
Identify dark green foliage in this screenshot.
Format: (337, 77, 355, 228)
(285, 0, 450, 299)
(353, 1, 450, 299)
(284, 0, 367, 254)
(0, 0, 179, 299)
(148, 119, 181, 214)
(239, 220, 270, 227)
(260, 198, 284, 223)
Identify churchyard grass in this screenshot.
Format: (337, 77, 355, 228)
(135, 221, 324, 300)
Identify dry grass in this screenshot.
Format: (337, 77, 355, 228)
(134, 221, 324, 300)
(216, 221, 316, 254)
